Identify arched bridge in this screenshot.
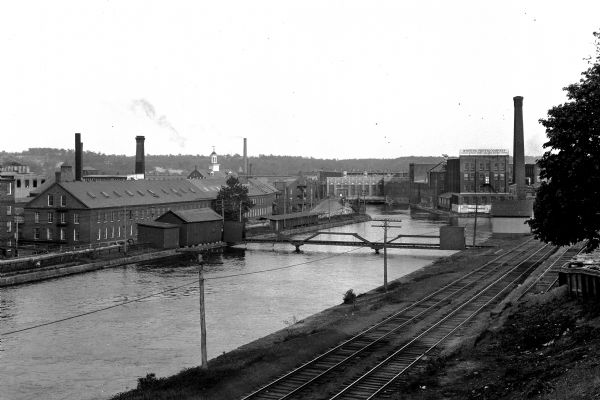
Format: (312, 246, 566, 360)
(243, 231, 441, 253)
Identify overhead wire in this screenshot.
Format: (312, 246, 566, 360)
(1, 235, 386, 336)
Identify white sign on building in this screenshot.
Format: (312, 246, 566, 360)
(459, 149, 509, 156)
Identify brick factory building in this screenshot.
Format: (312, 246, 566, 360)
(21, 179, 214, 248)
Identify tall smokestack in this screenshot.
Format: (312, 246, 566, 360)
(135, 135, 145, 178)
(75, 133, 82, 181)
(243, 138, 248, 179)
(513, 96, 526, 200)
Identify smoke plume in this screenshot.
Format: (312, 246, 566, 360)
(130, 99, 187, 148)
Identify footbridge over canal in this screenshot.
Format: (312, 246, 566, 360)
(243, 231, 443, 253)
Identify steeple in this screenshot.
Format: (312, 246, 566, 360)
(209, 146, 220, 174)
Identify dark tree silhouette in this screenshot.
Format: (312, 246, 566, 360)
(214, 176, 254, 222)
(529, 31, 600, 249)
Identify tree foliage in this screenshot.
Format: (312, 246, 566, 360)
(529, 31, 600, 249)
(214, 176, 254, 222)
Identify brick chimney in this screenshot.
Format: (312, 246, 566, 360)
(135, 136, 145, 178)
(243, 137, 248, 179)
(60, 164, 74, 182)
(513, 96, 526, 200)
(75, 133, 83, 181)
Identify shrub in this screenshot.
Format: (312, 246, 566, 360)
(343, 289, 357, 306)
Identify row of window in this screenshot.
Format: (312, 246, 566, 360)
(462, 172, 506, 181)
(47, 194, 67, 207)
(33, 212, 79, 224)
(95, 225, 133, 240)
(33, 227, 79, 241)
(16, 178, 45, 189)
(462, 183, 506, 192)
(462, 162, 506, 171)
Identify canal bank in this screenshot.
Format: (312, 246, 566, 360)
(0, 214, 370, 288)
(111, 234, 528, 400)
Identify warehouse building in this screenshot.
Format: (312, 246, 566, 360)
(21, 179, 214, 248)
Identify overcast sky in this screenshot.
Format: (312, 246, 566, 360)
(1, 1, 599, 159)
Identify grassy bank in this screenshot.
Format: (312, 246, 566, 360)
(399, 291, 600, 399)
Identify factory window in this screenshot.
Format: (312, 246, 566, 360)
(34, 228, 40, 240)
(479, 163, 483, 171)
(111, 211, 115, 221)
(103, 212, 107, 222)
(6, 205, 11, 215)
(97, 213, 101, 223)
(33, 179, 38, 188)
(60, 228, 66, 241)
(7, 182, 12, 195)
(104, 227, 108, 239)
(25, 179, 30, 188)
(16, 179, 21, 188)
(111, 227, 115, 238)
(47, 212, 54, 223)
(60, 195, 66, 207)
(46, 228, 52, 240)
(73, 229, 79, 242)
(60, 213, 66, 224)
(463, 173, 469, 180)
(6, 221, 11, 233)
(73, 213, 79, 224)
(97, 229, 101, 240)
(130, 225, 133, 236)
(34, 212, 39, 223)
(118, 226, 121, 237)
(48, 194, 54, 206)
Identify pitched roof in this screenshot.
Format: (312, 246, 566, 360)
(245, 179, 279, 196)
(39, 179, 215, 209)
(268, 211, 320, 221)
(187, 177, 226, 196)
(138, 221, 180, 229)
(166, 208, 223, 223)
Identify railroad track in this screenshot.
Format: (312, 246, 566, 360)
(241, 238, 552, 400)
(519, 242, 587, 298)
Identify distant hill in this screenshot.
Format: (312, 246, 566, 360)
(0, 148, 541, 177)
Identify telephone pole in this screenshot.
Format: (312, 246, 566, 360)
(198, 254, 208, 369)
(372, 218, 402, 292)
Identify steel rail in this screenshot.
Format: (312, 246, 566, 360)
(328, 244, 554, 400)
(519, 242, 586, 298)
(240, 238, 539, 400)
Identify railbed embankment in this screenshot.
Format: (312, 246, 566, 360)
(111, 234, 530, 400)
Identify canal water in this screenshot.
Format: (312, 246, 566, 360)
(0, 206, 484, 400)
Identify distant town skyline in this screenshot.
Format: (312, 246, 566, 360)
(2, 1, 599, 158)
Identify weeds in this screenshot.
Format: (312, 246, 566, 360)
(343, 289, 357, 308)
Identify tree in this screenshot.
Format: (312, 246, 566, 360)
(214, 176, 254, 222)
(528, 31, 600, 249)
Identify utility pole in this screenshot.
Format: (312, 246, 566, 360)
(198, 254, 208, 369)
(473, 194, 479, 247)
(123, 206, 128, 255)
(372, 218, 402, 292)
(221, 198, 225, 224)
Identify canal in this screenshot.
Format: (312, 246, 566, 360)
(0, 206, 484, 400)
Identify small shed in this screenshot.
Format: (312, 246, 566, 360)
(268, 211, 320, 232)
(137, 221, 180, 249)
(156, 208, 223, 246)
